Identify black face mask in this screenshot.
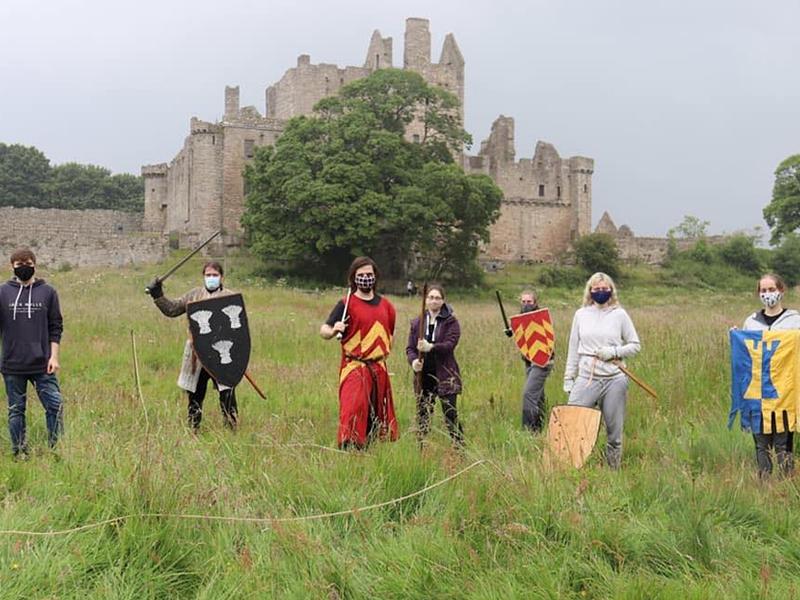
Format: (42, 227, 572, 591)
(521, 303, 538, 313)
(14, 265, 35, 282)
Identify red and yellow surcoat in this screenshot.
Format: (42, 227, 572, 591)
(336, 295, 399, 447)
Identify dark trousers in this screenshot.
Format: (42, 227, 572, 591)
(188, 368, 238, 431)
(417, 389, 463, 446)
(753, 411, 794, 477)
(4, 372, 63, 455)
(522, 362, 551, 432)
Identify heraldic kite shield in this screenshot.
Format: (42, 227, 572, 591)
(544, 405, 602, 469)
(187, 293, 251, 388)
(510, 308, 555, 367)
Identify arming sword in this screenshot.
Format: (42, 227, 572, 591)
(145, 230, 221, 295)
(335, 288, 352, 340)
(495, 290, 513, 337)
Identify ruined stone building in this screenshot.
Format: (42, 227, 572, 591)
(142, 18, 594, 262)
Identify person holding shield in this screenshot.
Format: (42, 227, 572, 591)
(517, 290, 554, 432)
(320, 257, 399, 449)
(741, 273, 800, 477)
(147, 261, 239, 431)
(563, 272, 640, 469)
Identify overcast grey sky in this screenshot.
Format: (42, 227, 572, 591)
(1, 0, 798, 237)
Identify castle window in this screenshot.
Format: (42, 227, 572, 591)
(151, 188, 155, 193)
(376, 54, 380, 68)
(212, 135, 215, 145)
(557, 186, 561, 198)
(244, 139, 255, 159)
(538, 184, 545, 197)
(583, 184, 588, 193)
(412, 134, 420, 143)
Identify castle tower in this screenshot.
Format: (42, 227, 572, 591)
(404, 18, 431, 70)
(363, 30, 393, 70)
(224, 86, 240, 121)
(141, 163, 168, 232)
(568, 156, 594, 238)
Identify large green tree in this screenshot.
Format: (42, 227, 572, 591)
(242, 69, 502, 283)
(0, 143, 52, 207)
(0, 143, 143, 212)
(763, 154, 800, 244)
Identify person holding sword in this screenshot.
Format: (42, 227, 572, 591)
(320, 257, 399, 449)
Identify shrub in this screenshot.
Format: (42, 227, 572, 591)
(771, 234, 800, 287)
(717, 235, 761, 275)
(573, 233, 620, 279)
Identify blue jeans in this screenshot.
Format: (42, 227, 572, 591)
(4, 372, 63, 454)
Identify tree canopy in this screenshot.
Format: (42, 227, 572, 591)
(0, 142, 143, 212)
(242, 69, 502, 283)
(763, 154, 800, 244)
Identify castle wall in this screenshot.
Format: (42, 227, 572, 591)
(266, 56, 372, 119)
(485, 200, 574, 262)
(0, 207, 166, 268)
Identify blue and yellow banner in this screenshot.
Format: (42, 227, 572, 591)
(729, 330, 800, 434)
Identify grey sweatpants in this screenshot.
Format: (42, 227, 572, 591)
(567, 374, 628, 469)
(522, 362, 551, 431)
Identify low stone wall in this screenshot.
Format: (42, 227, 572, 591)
(0, 207, 166, 269)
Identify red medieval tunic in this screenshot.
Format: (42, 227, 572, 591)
(328, 294, 399, 447)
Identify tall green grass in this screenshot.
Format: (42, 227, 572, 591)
(0, 259, 798, 598)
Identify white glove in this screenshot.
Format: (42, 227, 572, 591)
(597, 346, 617, 361)
(411, 358, 424, 373)
(417, 339, 434, 353)
(563, 379, 574, 393)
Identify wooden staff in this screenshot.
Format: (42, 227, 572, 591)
(613, 360, 658, 400)
(413, 282, 428, 396)
(244, 371, 267, 400)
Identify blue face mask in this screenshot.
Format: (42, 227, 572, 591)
(590, 289, 612, 305)
(204, 275, 221, 292)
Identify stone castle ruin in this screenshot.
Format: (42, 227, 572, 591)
(142, 18, 595, 264)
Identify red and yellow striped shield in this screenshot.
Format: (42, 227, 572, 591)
(510, 308, 555, 367)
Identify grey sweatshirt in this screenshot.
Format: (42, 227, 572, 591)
(564, 303, 640, 380)
(743, 308, 800, 331)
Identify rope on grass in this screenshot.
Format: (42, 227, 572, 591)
(0, 459, 486, 537)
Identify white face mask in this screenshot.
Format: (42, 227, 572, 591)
(204, 275, 221, 291)
(760, 291, 783, 308)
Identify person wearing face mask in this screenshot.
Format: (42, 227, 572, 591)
(320, 256, 399, 449)
(563, 272, 640, 469)
(0, 248, 64, 458)
(516, 289, 554, 433)
(741, 273, 800, 477)
(148, 261, 238, 432)
(406, 283, 464, 447)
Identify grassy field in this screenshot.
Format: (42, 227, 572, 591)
(0, 258, 798, 599)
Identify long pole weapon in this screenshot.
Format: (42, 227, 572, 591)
(413, 283, 429, 397)
(335, 288, 352, 340)
(145, 230, 221, 294)
(495, 290, 513, 337)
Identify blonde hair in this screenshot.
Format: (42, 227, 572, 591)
(582, 272, 620, 307)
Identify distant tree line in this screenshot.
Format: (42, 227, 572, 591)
(0, 143, 143, 212)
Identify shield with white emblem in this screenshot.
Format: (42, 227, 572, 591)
(187, 293, 251, 388)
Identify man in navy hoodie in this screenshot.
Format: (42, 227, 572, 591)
(0, 248, 63, 457)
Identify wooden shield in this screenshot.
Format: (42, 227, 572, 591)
(544, 405, 601, 469)
(509, 308, 555, 367)
(187, 293, 251, 388)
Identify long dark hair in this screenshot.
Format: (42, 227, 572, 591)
(347, 256, 380, 291)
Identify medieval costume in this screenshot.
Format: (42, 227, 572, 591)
(325, 294, 399, 448)
(152, 284, 239, 430)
